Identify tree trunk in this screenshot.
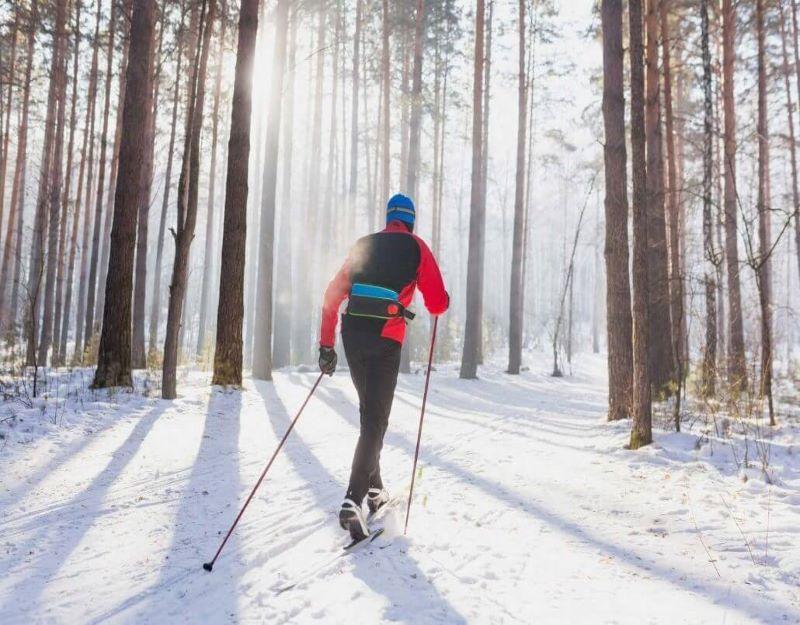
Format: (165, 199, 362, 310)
(0, 6, 19, 251)
(722, 0, 747, 389)
(131, 16, 165, 369)
(38, 0, 70, 365)
(212, 0, 260, 385)
(404, 0, 425, 199)
(25, 0, 66, 366)
(459, 0, 485, 380)
(600, 0, 633, 420)
(73, 0, 103, 361)
(60, 0, 96, 363)
(92, 0, 157, 388)
(52, 0, 82, 366)
(0, 0, 37, 332)
(782, 1, 800, 308)
(381, 0, 391, 203)
(661, 0, 683, 410)
(508, 0, 527, 375)
(644, 0, 673, 393)
(97, 10, 131, 330)
(252, 0, 289, 381)
(84, 1, 117, 352)
(755, 0, 774, 424)
(272, 7, 296, 369)
(700, 0, 717, 397)
(349, 0, 362, 205)
(162, 0, 217, 399)
(399, 0, 426, 375)
(629, 0, 652, 449)
(149, 0, 186, 355)
(477, 0, 493, 365)
(196, 4, 226, 359)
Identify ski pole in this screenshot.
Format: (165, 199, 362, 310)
(403, 316, 439, 536)
(203, 372, 325, 572)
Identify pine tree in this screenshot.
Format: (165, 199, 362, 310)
(508, 0, 527, 376)
(212, 0, 261, 385)
(601, 0, 633, 420)
(629, 0, 653, 449)
(460, 0, 485, 380)
(162, 0, 218, 398)
(92, 0, 158, 388)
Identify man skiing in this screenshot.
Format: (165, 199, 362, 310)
(318, 194, 449, 542)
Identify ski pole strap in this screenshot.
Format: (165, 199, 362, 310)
(346, 283, 416, 321)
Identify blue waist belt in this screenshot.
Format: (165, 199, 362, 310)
(345, 283, 416, 321)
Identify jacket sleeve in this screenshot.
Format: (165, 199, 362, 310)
(414, 235, 449, 316)
(319, 258, 352, 348)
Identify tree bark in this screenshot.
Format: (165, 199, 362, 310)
(790, 0, 800, 291)
(459, 0, 485, 380)
(131, 15, 165, 369)
(84, 0, 117, 352)
(755, 0, 774, 424)
(644, 0, 673, 393)
(25, 0, 66, 365)
(0, 0, 37, 332)
(782, 0, 800, 303)
(661, 0, 682, 415)
(629, 0, 652, 448)
(52, 0, 82, 366)
(212, 0, 260, 385)
(700, 0, 717, 397)
(162, 0, 217, 398)
(600, 0, 633, 420)
(508, 0, 527, 375)
(0, 6, 19, 251)
(38, 0, 70, 365)
(60, 0, 96, 363)
(92, 0, 157, 388)
(722, 0, 747, 389)
(74, 0, 103, 361)
(149, 0, 186, 354)
(97, 7, 131, 330)
(252, 0, 289, 381)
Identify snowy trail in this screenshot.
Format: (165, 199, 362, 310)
(1, 355, 798, 624)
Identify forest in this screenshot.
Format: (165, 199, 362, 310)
(0, 0, 798, 623)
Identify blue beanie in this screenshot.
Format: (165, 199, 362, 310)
(386, 194, 416, 228)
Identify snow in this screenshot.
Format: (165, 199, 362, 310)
(1, 354, 798, 624)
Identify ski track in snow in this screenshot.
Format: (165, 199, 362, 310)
(0, 354, 798, 624)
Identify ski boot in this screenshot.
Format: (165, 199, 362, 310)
(367, 487, 390, 516)
(339, 498, 369, 542)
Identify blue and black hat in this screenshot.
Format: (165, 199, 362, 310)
(386, 194, 416, 228)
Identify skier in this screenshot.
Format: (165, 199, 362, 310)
(318, 194, 449, 541)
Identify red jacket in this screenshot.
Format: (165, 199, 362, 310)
(320, 221, 449, 347)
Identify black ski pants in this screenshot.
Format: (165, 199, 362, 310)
(342, 327, 402, 504)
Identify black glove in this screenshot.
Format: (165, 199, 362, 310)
(319, 346, 337, 376)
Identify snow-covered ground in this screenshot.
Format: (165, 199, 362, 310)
(1, 353, 798, 624)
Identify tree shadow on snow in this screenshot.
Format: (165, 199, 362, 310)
(313, 384, 800, 625)
(0, 401, 168, 619)
(92, 389, 243, 624)
(255, 376, 468, 625)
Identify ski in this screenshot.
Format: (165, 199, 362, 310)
(343, 527, 385, 551)
(275, 528, 385, 594)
